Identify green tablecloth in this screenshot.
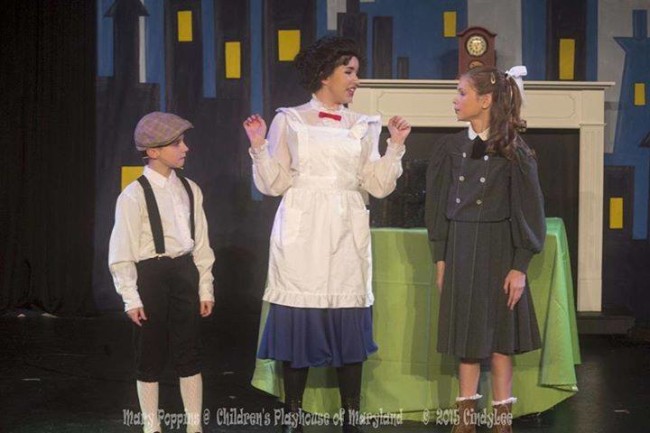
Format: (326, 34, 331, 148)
(251, 218, 580, 420)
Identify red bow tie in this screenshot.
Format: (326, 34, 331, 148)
(318, 111, 342, 121)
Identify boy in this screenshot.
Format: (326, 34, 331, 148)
(109, 112, 215, 433)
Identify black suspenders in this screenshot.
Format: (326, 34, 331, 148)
(137, 174, 195, 255)
(178, 175, 195, 241)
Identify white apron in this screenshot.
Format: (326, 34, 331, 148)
(262, 108, 374, 308)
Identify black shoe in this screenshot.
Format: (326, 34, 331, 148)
(341, 398, 364, 433)
(279, 401, 303, 433)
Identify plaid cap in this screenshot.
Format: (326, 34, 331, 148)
(134, 112, 193, 151)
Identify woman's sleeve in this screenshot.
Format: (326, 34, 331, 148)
(425, 138, 452, 263)
(249, 112, 293, 196)
(510, 146, 547, 273)
(358, 117, 405, 198)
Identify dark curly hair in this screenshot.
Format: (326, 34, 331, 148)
(294, 36, 362, 93)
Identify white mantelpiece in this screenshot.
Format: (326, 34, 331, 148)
(352, 79, 614, 313)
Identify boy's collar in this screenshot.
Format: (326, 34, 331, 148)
(144, 165, 177, 188)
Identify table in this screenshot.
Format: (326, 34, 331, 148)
(251, 218, 580, 420)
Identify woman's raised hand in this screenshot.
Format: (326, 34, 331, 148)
(243, 114, 267, 150)
(387, 116, 411, 145)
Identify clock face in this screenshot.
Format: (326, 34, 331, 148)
(466, 35, 487, 57)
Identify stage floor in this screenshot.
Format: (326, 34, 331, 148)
(1, 310, 648, 433)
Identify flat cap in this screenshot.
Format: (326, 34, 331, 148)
(134, 112, 193, 151)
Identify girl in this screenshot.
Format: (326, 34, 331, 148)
(425, 66, 545, 433)
(243, 36, 411, 433)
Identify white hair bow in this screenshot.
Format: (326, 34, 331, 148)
(505, 65, 527, 104)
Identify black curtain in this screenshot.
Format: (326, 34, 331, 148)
(0, 0, 96, 315)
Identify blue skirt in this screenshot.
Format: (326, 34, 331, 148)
(257, 304, 378, 368)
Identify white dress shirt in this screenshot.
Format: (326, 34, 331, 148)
(109, 166, 215, 311)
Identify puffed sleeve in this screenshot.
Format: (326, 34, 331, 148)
(358, 116, 405, 198)
(510, 144, 546, 273)
(425, 137, 452, 263)
(249, 111, 293, 196)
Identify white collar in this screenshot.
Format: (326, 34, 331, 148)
(309, 94, 345, 113)
(468, 125, 490, 141)
(144, 165, 177, 188)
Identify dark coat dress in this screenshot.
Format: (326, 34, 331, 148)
(425, 130, 546, 359)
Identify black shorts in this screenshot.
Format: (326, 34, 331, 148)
(133, 254, 201, 381)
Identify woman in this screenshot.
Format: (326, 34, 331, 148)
(426, 66, 545, 433)
(243, 36, 410, 433)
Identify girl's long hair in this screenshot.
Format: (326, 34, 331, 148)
(463, 67, 529, 160)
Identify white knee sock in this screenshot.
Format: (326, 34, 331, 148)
(180, 373, 203, 433)
(136, 381, 161, 433)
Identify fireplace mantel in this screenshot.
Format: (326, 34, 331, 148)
(351, 79, 614, 313)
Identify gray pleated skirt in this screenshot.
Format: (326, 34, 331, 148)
(437, 220, 541, 359)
